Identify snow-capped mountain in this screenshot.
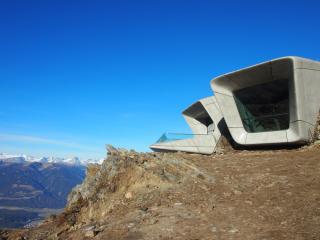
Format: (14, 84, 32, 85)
(0, 153, 104, 165)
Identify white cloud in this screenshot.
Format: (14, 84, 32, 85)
(0, 133, 101, 152)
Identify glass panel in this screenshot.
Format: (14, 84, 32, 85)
(156, 133, 207, 143)
(233, 79, 289, 133)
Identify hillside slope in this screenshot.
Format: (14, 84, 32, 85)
(0, 162, 85, 209)
(0, 162, 85, 228)
(1, 145, 320, 240)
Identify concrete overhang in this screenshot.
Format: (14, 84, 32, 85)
(211, 56, 320, 146)
(150, 96, 223, 154)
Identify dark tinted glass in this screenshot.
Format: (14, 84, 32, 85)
(234, 79, 289, 133)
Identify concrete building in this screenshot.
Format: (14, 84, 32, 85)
(151, 56, 320, 153)
(150, 97, 224, 154)
(211, 56, 320, 146)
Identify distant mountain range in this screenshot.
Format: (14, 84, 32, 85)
(0, 153, 99, 228)
(0, 161, 86, 209)
(0, 153, 104, 166)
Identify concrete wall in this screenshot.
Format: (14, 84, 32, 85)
(211, 56, 320, 146)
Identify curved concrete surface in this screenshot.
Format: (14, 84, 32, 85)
(211, 56, 320, 146)
(150, 96, 224, 154)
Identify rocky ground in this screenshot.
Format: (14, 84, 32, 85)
(1, 142, 319, 240)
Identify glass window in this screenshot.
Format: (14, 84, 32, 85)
(233, 79, 289, 133)
(184, 102, 213, 126)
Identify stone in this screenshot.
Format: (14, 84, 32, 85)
(234, 190, 242, 195)
(106, 144, 118, 155)
(149, 219, 158, 225)
(85, 230, 96, 238)
(128, 223, 135, 228)
(84, 225, 100, 238)
(229, 228, 239, 233)
(125, 191, 133, 199)
(140, 207, 149, 212)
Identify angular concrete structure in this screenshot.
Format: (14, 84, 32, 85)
(211, 56, 320, 146)
(151, 56, 320, 154)
(150, 96, 224, 154)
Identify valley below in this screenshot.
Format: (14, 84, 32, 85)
(0, 207, 62, 229)
(0, 160, 85, 228)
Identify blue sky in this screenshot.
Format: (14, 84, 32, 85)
(1, 0, 320, 159)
